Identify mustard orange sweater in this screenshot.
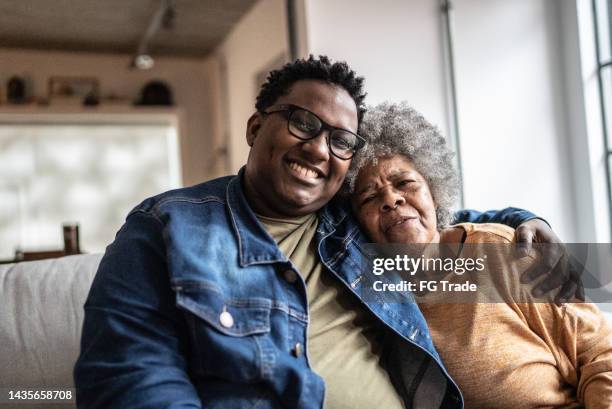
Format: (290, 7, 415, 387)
(419, 223, 612, 408)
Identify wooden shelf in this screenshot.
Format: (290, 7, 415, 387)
(0, 104, 182, 125)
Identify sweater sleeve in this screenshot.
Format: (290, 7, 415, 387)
(522, 301, 612, 409)
(567, 303, 612, 408)
(465, 226, 612, 407)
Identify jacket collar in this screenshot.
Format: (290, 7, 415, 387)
(226, 167, 357, 266)
(318, 194, 351, 229)
(226, 168, 288, 267)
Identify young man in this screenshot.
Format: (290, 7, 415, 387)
(75, 56, 562, 409)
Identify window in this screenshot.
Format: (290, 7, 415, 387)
(593, 0, 612, 235)
(0, 113, 181, 259)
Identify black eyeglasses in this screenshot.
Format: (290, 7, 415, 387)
(263, 104, 365, 160)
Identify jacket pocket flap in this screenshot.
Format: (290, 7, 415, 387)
(175, 283, 271, 337)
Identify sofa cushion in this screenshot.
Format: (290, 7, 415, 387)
(0, 254, 101, 395)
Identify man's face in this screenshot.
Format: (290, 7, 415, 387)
(244, 80, 358, 218)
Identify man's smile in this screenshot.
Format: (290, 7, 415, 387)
(285, 159, 326, 184)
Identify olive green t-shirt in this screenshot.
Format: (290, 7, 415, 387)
(257, 213, 404, 409)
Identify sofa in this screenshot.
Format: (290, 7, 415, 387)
(0, 254, 102, 409)
(4, 252, 612, 409)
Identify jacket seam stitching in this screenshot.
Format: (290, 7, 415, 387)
(152, 196, 224, 213)
(127, 208, 165, 227)
(226, 178, 246, 267)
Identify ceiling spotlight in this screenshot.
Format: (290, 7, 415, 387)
(130, 0, 173, 70)
(133, 54, 155, 70)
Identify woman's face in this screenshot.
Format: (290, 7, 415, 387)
(352, 155, 439, 244)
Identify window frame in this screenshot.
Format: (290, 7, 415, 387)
(592, 0, 612, 237)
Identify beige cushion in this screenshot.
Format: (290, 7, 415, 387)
(0, 254, 101, 398)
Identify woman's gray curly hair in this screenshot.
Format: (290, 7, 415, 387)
(345, 101, 460, 227)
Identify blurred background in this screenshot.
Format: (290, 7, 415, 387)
(0, 0, 610, 261)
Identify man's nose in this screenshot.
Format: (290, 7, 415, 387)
(301, 131, 330, 161)
(380, 189, 406, 212)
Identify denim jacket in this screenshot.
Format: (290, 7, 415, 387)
(74, 169, 536, 409)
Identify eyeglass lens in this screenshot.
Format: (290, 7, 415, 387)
(288, 109, 358, 159)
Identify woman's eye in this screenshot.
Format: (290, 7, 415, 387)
(397, 179, 418, 189)
(361, 194, 376, 205)
(398, 179, 412, 186)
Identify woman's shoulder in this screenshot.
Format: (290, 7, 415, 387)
(443, 223, 516, 244)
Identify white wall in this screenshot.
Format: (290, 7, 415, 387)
(304, 0, 451, 138)
(303, 0, 585, 241)
(452, 0, 577, 241)
(215, 0, 290, 173)
(0, 48, 220, 186)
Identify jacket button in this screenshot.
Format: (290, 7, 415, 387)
(293, 342, 302, 357)
(219, 310, 234, 328)
(283, 270, 298, 283)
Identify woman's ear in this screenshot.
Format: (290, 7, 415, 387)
(246, 112, 263, 147)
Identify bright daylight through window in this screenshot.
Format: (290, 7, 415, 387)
(0, 121, 180, 259)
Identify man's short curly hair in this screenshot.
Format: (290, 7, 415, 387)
(345, 102, 460, 227)
(255, 55, 367, 127)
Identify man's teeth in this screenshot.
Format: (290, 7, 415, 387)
(289, 162, 319, 178)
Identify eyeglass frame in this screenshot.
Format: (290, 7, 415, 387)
(261, 103, 366, 160)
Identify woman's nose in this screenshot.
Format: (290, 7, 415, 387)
(380, 189, 406, 211)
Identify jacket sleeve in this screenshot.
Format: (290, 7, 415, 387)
(453, 207, 541, 228)
(74, 210, 202, 409)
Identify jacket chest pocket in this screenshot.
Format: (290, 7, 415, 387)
(174, 282, 275, 383)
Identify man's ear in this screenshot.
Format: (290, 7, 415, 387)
(246, 112, 263, 147)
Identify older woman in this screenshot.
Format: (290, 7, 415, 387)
(346, 102, 612, 408)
